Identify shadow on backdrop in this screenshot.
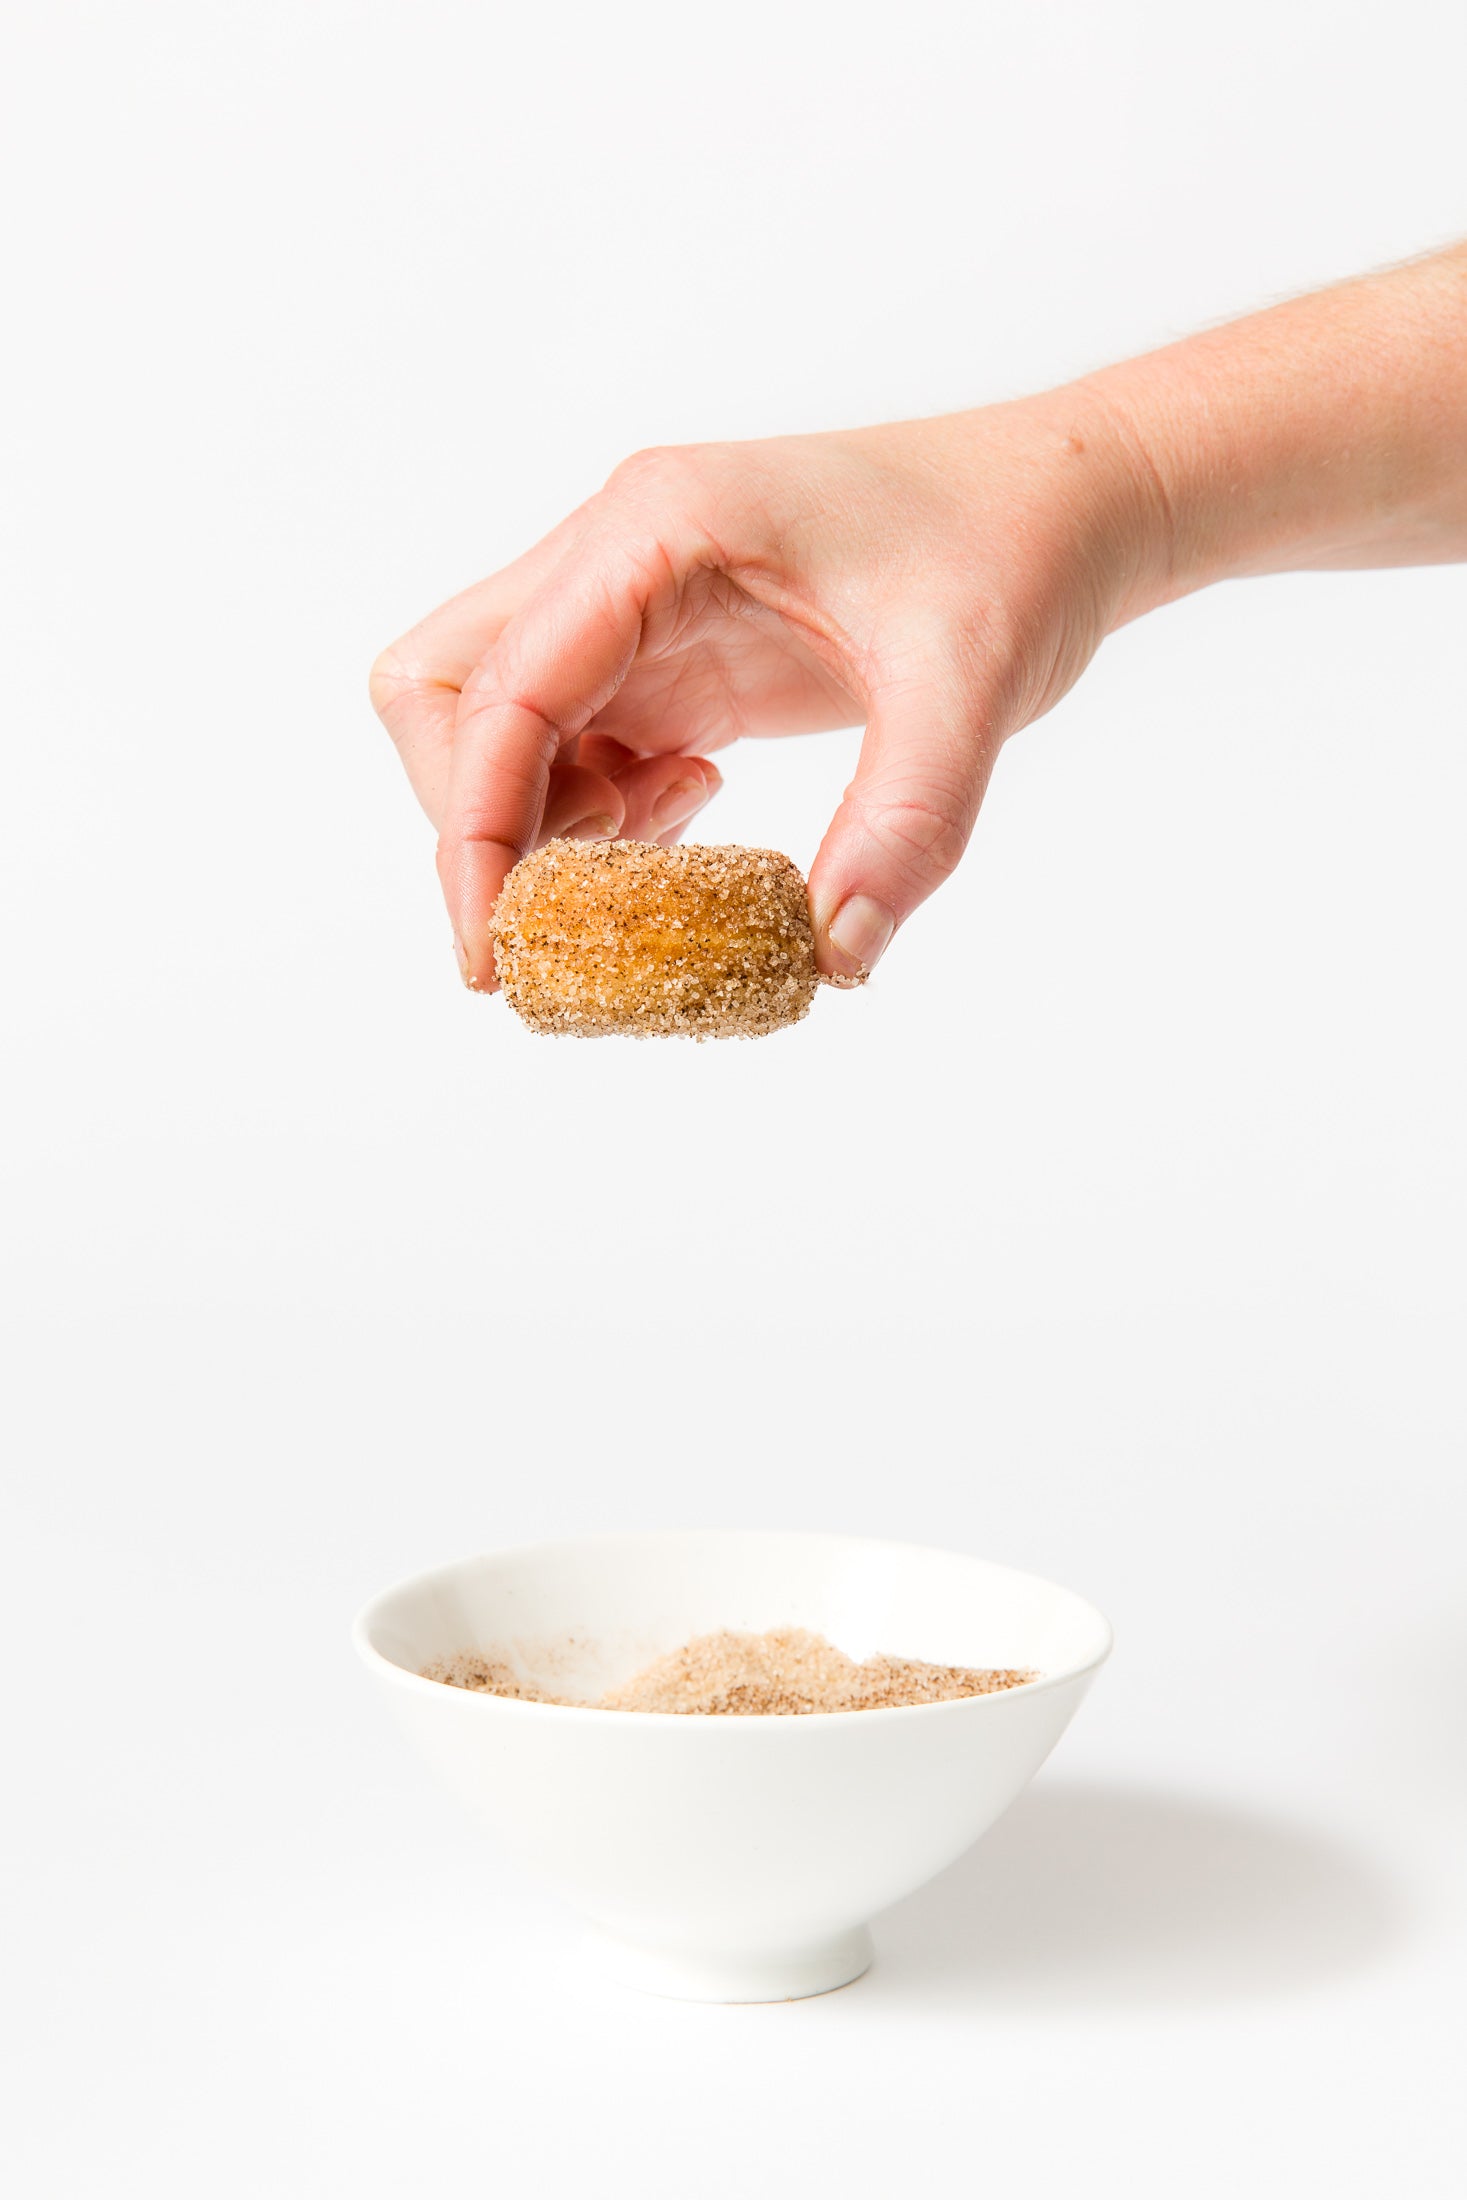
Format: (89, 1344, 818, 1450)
(870, 1781, 1403, 2011)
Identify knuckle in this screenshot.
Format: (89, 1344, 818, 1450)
(604, 441, 705, 504)
(854, 790, 970, 888)
(368, 646, 417, 731)
(457, 653, 503, 708)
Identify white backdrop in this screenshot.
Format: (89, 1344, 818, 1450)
(4, 3, 1465, 2194)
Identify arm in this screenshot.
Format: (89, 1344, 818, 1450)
(1091, 241, 1467, 612)
(370, 245, 1467, 992)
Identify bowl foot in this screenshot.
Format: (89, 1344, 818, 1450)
(586, 1923, 874, 2004)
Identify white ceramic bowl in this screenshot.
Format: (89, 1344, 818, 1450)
(354, 1531, 1111, 2002)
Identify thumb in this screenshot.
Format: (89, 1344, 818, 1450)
(806, 684, 997, 984)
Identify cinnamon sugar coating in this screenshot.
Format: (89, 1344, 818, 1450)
(491, 840, 819, 1038)
(422, 1629, 1038, 1716)
(596, 1629, 1038, 1715)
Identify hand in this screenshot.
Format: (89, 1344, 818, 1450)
(369, 397, 1160, 990)
(372, 246, 1467, 994)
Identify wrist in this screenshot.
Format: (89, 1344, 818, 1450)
(1070, 246, 1467, 610)
(1038, 375, 1185, 628)
(1072, 349, 1289, 613)
(999, 381, 1182, 636)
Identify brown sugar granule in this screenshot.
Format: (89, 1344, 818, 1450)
(490, 840, 819, 1039)
(421, 1628, 1037, 1715)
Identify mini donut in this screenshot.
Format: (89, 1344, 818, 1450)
(490, 839, 820, 1039)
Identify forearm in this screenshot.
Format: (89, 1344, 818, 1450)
(1076, 243, 1467, 620)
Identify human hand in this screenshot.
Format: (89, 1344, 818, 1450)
(372, 246, 1467, 994)
(369, 397, 1161, 990)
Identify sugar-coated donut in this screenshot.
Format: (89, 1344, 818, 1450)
(491, 840, 819, 1039)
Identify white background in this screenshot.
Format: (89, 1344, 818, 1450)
(4, 2, 1465, 2193)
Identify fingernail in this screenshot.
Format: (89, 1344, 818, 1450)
(825, 894, 895, 984)
(650, 777, 709, 835)
(452, 933, 473, 986)
(565, 814, 618, 842)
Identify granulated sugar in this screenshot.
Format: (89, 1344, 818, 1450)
(421, 1627, 1036, 1715)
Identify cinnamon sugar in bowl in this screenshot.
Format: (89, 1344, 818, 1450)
(354, 1531, 1111, 2002)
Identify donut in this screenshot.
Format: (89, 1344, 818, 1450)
(490, 839, 820, 1039)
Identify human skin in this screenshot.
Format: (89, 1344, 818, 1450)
(370, 244, 1467, 992)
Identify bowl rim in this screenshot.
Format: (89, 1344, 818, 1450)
(352, 1530, 1113, 1726)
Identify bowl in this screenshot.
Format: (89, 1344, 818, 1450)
(353, 1530, 1111, 2002)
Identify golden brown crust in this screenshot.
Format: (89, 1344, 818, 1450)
(491, 839, 819, 1039)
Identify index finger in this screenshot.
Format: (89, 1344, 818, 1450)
(368, 512, 589, 827)
(441, 528, 702, 987)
